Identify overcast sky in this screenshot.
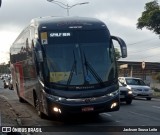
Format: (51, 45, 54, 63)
(0, 0, 159, 64)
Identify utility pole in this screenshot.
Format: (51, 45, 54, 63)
(47, 0, 89, 16)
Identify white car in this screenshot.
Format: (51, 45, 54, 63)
(118, 77, 154, 100)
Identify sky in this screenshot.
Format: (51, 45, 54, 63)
(0, 0, 160, 64)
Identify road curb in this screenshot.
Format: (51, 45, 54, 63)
(0, 95, 22, 126)
(153, 96, 160, 99)
(16, 118, 22, 126)
(0, 96, 31, 135)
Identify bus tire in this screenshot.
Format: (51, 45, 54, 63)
(19, 97, 26, 103)
(34, 94, 46, 119)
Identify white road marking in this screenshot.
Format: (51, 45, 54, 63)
(152, 106, 160, 109)
(0, 95, 8, 100)
(130, 111, 160, 121)
(101, 113, 112, 117)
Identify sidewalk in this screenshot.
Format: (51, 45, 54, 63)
(0, 96, 22, 135)
(0, 96, 19, 127)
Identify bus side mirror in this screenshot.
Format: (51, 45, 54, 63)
(111, 36, 127, 58)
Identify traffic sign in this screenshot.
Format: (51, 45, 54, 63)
(142, 61, 145, 69)
(120, 64, 128, 69)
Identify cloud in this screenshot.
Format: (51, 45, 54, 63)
(0, 0, 159, 63)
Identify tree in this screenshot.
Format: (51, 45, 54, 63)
(137, 0, 160, 36)
(115, 48, 121, 60)
(155, 72, 160, 82)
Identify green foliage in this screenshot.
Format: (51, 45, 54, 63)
(137, 0, 160, 36)
(155, 72, 160, 82)
(0, 64, 10, 74)
(115, 48, 121, 60)
(152, 87, 160, 92)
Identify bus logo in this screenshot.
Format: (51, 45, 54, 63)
(50, 33, 71, 37)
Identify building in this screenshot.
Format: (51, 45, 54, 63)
(118, 61, 160, 88)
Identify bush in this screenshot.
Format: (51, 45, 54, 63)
(155, 72, 160, 82)
(152, 87, 160, 92)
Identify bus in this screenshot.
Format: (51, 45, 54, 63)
(10, 16, 127, 118)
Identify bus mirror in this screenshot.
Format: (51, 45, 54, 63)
(111, 36, 127, 58)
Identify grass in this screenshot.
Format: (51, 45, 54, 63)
(152, 87, 160, 97)
(153, 92, 160, 97)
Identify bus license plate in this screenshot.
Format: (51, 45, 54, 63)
(82, 107, 94, 112)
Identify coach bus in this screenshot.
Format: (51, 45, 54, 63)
(10, 16, 127, 118)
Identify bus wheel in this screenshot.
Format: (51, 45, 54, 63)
(35, 97, 46, 119)
(19, 97, 26, 103)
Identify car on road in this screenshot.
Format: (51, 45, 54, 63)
(1, 74, 7, 80)
(3, 78, 10, 89)
(8, 77, 13, 90)
(118, 77, 154, 100)
(119, 82, 133, 104)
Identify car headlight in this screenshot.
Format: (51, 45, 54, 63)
(128, 90, 132, 94)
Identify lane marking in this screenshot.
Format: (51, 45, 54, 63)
(101, 113, 122, 124)
(101, 113, 112, 117)
(0, 95, 8, 100)
(130, 111, 160, 121)
(152, 106, 160, 109)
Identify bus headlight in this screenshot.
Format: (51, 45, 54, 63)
(46, 94, 66, 102)
(111, 102, 118, 109)
(53, 107, 62, 113)
(107, 90, 119, 97)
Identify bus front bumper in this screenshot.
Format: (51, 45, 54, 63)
(45, 95, 120, 116)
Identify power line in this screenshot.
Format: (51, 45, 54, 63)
(140, 54, 160, 59)
(128, 43, 160, 55)
(127, 37, 158, 46)
(126, 53, 160, 62)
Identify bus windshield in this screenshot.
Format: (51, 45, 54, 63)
(42, 30, 116, 86)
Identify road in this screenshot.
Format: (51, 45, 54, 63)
(0, 80, 160, 135)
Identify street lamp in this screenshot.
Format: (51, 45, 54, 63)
(47, 0, 89, 16)
(0, 0, 2, 7)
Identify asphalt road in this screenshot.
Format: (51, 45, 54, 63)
(0, 80, 160, 135)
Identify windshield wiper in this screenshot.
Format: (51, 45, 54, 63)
(67, 50, 77, 85)
(83, 52, 104, 85)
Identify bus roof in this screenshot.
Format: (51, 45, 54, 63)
(30, 16, 108, 31)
